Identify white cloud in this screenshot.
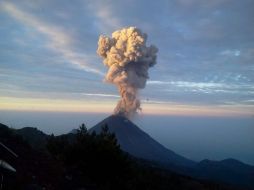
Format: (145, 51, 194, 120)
(147, 80, 254, 95)
(220, 49, 241, 57)
(86, 1, 122, 33)
(81, 93, 120, 98)
(148, 80, 225, 88)
(147, 80, 170, 85)
(1, 1, 104, 75)
(171, 81, 225, 88)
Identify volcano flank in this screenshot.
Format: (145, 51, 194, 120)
(90, 115, 195, 168)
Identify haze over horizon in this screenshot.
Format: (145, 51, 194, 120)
(0, 0, 254, 166)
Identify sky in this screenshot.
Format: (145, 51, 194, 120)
(0, 0, 254, 116)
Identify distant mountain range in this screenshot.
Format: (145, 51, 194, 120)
(195, 158, 254, 188)
(1, 115, 254, 189)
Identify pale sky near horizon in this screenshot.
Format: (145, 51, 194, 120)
(0, 0, 254, 116)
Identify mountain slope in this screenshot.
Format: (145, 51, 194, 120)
(194, 158, 254, 189)
(90, 115, 195, 167)
(15, 127, 48, 150)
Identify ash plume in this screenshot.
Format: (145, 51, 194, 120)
(97, 27, 158, 118)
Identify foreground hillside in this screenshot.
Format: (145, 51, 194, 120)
(0, 122, 241, 190)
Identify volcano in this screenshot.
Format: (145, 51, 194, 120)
(90, 115, 195, 167)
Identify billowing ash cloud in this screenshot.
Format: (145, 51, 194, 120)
(97, 27, 158, 118)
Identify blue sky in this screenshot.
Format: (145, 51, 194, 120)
(0, 0, 254, 116)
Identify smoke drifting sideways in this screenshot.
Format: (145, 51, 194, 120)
(97, 27, 158, 118)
